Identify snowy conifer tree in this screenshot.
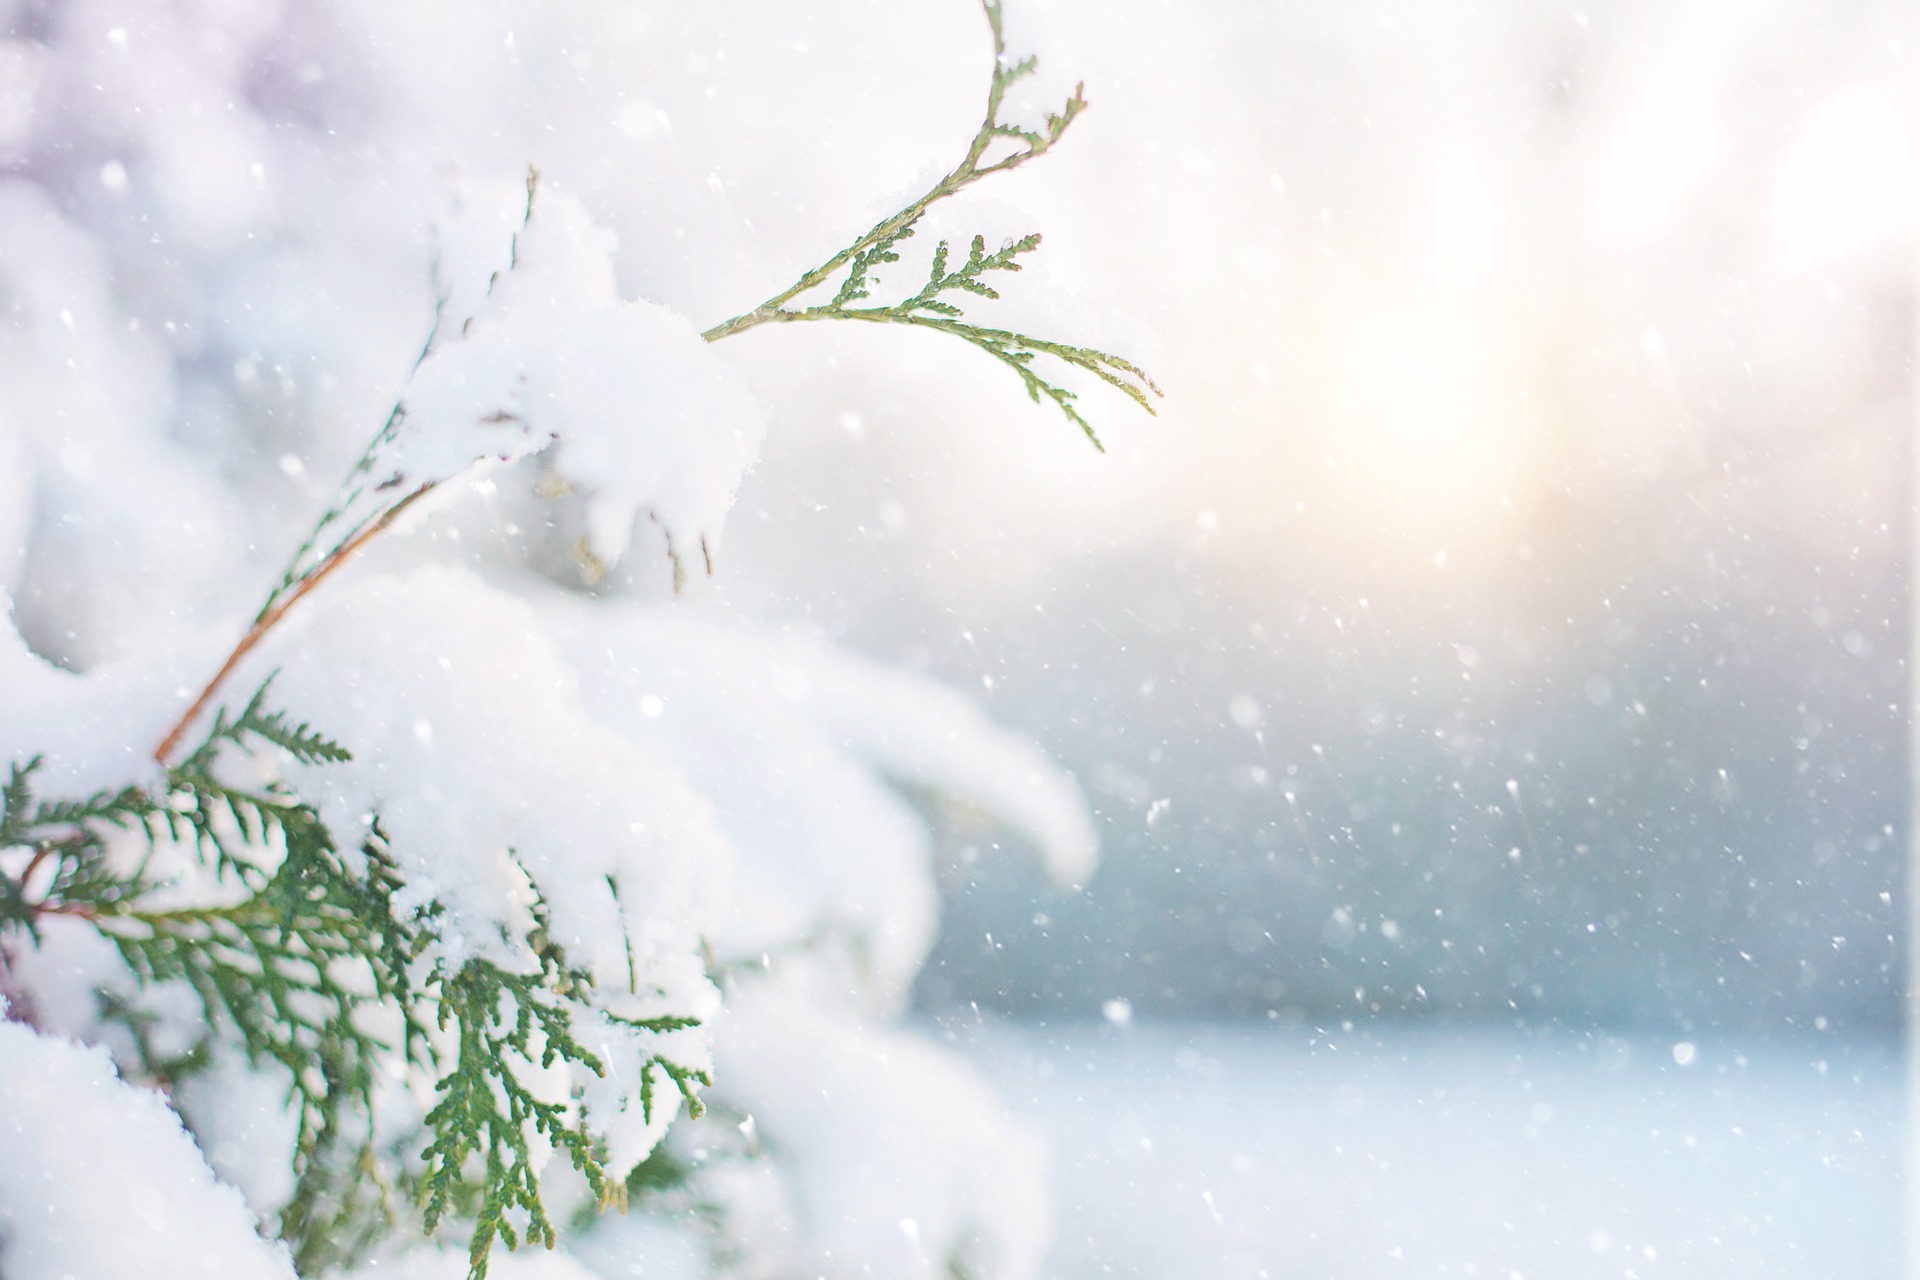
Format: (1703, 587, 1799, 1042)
(0, 3, 1150, 1278)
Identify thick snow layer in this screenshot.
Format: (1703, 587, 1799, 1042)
(0, 916, 145, 1051)
(170, 1048, 304, 1213)
(715, 983, 1054, 1280)
(398, 187, 765, 572)
(349, 1251, 602, 1280)
(349, 1244, 608, 1280)
(0, 600, 209, 797)
(559, 1210, 710, 1280)
(544, 602, 1098, 1014)
(266, 566, 730, 1175)
(0, 182, 246, 670)
(798, 646, 1098, 891)
(268, 567, 729, 979)
(0, 1016, 298, 1280)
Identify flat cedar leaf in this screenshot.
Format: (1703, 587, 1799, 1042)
(703, 1, 1159, 442)
(421, 950, 611, 1279)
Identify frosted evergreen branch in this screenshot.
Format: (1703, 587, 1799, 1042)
(0, 760, 42, 936)
(0, 757, 38, 846)
(152, 478, 436, 765)
(1, 759, 165, 941)
(264, 172, 540, 624)
(101, 831, 418, 1261)
(418, 935, 614, 1278)
(0, 729, 426, 1273)
(772, 306, 1159, 449)
(156, 171, 549, 768)
(6, 703, 715, 1279)
(263, 403, 408, 622)
(700, 1, 1157, 445)
(183, 676, 352, 770)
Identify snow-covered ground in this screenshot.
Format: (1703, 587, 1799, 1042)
(952, 1021, 1899, 1280)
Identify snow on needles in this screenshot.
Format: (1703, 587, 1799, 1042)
(271, 566, 731, 982)
(401, 184, 767, 571)
(0, 1016, 298, 1280)
(544, 601, 1099, 1015)
(267, 566, 729, 1176)
(716, 984, 1054, 1280)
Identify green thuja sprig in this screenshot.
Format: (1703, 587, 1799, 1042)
(150, 0, 1152, 752)
(417, 894, 712, 1280)
(3, 684, 709, 1280)
(0, 759, 159, 941)
(0, 701, 425, 1273)
(702, 0, 1160, 449)
(151, 172, 561, 767)
(104, 831, 422, 1274)
(183, 676, 354, 769)
(420, 941, 608, 1269)
(0, 5, 1124, 1277)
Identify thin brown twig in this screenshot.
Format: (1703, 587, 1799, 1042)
(19, 845, 53, 893)
(27, 899, 97, 921)
(698, 1, 1080, 346)
(153, 482, 438, 766)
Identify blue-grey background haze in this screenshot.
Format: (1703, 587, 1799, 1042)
(681, 0, 1915, 1036)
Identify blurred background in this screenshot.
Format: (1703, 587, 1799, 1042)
(633, 2, 1913, 1272)
(656, 0, 1915, 1039)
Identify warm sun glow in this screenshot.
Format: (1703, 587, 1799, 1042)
(1302, 285, 1537, 540)
(1767, 84, 1916, 270)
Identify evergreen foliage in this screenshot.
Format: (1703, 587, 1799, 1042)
(700, 0, 1160, 449)
(0, 692, 711, 1278)
(0, 1, 1144, 1275)
(2, 697, 418, 1265)
(419, 943, 613, 1265)
(416, 903, 709, 1273)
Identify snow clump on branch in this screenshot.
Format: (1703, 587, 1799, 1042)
(401, 183, 767, 575)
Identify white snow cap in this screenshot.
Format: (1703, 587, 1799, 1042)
(543, 601, 1100, 1014)
(0, 1017, 298, 1280)
(715, 984, 1054, 1280)
(269, 566, 730, 978)
(0, 595, 202, 798)
(402, 181, 767, 572)
(266, 566, 730, 1176)
(346, 1243, 607, 1280)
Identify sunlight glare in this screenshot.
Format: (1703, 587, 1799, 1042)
(1306, 289, 1536, 539)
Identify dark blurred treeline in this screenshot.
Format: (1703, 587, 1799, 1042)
(912, 423, 1906, 1037)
